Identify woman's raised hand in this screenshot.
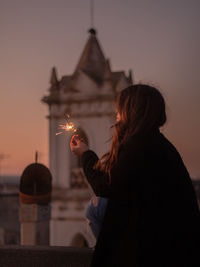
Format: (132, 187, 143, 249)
(70, 135, 89, 156)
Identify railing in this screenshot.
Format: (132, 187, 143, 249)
(0, 245, 92, 267)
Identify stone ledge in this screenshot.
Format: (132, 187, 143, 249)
(0, 245, 93, 267)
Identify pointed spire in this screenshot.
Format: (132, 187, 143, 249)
(50, 67, 58, 86)
(49, 66, 59, 94)
(128, 69, 133, 84)
(104, 59, 112, 80)
(74, 29, 106, 84)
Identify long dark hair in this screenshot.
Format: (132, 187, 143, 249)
(95, 84, 166, 178)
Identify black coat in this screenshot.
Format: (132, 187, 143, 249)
(82, 129, 200, 267)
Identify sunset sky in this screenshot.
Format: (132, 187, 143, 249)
(0, 0, 200, 178)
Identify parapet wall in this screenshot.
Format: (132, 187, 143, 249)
(0, 245, 92, 267)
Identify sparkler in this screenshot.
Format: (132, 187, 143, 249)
(56, 115, 77, 136)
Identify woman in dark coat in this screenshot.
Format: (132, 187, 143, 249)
(70, 84, 200, 267)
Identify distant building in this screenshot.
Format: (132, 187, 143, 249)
(0, 178, 19, 246)
(42, 28, 132, 246)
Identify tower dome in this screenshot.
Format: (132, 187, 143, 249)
(19, 163, 52, 204)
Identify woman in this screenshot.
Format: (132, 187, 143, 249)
(70, 84, 200, 267)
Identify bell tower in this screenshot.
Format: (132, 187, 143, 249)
(42, 28, 133, 189)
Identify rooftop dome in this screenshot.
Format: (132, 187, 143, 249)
(20, 163, 52, 204)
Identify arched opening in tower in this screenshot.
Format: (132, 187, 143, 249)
(70, 233, 88, 247)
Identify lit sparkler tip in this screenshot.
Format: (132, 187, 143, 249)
(56, 114, 77, 136)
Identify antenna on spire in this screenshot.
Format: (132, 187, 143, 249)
(90, 0, 94, 28)
(35, 151, 38, 163)
(88, 0, 96, 35)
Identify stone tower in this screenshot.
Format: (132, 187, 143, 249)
(42, 29, 133, 246)
(42, 28, 133, 189)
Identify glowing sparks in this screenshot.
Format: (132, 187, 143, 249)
(56, 132, 62, 136)
(59, 122, 77, 132)
(56, 115, 77, 136)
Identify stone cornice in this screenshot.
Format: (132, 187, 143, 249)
(42, 94, 117, 106)
(70, 111, 115, 119)
(41, 96, 61, 105)
(46, 111, 115, 120)
(51, 188, 92, 201)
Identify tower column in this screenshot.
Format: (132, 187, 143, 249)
(57, 118, 71, 188)
(49, 116, 57, 185)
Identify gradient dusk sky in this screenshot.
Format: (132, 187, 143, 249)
(0, 0, 200, 178)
